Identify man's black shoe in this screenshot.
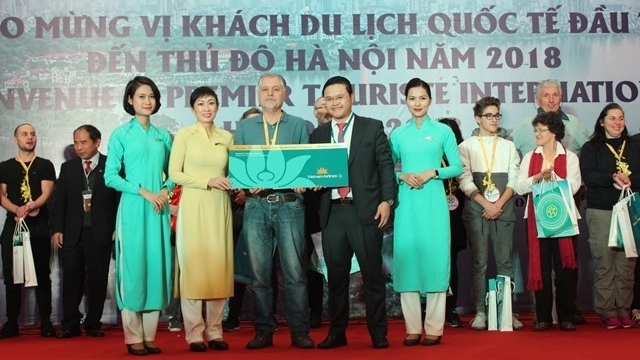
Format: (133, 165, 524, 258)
(57, 328, 81, 339)
(317, 333, 347, 349)
(86, 329, 105, 337)
(371, 335, 389, 349)
(246, 331, 273, 349)
(40, 319, 56, 338)
(0, 322, 19, 339)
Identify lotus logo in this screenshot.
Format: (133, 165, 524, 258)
(317, 167, 328, 175)
(230, 147, 316, 188)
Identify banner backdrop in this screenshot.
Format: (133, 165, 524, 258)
(1, 0, 639, 323)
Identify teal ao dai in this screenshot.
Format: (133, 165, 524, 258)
(104, 118, 175, 311)
(390, 117, 463, 292)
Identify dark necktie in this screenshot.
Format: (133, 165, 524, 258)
(84, 160, 92, 174)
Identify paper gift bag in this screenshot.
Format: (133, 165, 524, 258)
(308, 231, 324, 274)
(551, 179, 580, 237)
(626, 192, 640, 249)
(532, 178, 579, 238)
(12, 221, 24, 284)
(496, 275, 513, 331)
(486, 278, 498, 331)
(609, 188, 637, 258)
(310, 231, 360, 282)
(20, 220, 38, 287)
(608, 206, 622, 248)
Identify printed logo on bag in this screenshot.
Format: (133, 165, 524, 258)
(545, 204, 558, 218)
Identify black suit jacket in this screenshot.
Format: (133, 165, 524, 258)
(310, 115, 396, 227)
(51, 154, 119, 247)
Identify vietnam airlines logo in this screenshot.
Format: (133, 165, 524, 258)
(317, 167, 328, 175)
(229, 147, 315, 188)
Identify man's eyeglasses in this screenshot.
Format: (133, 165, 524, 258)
(480, 113, 502, 120)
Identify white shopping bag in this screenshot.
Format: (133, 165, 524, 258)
(12, 220, 24, 284)
(20, 220, 38, 287)
(496, 275, 514, 332)
(309, 231, 360, 282)
(486, 278, 498, 331)
(609, 188, 637, 258)
(12, 219, 38, 287)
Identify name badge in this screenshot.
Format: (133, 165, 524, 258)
(82, 190, 93, 212)
(447, 195, 459, 211)
(484, 188, 500, 203)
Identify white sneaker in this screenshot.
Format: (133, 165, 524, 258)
(471, 312, 487, 331)
(512, 314, 524, 330)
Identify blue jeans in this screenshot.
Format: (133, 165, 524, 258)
(243, 195, 309, 333)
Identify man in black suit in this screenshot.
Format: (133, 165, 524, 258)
(310, 76, 396, 349)
(51, 125, 119, 338)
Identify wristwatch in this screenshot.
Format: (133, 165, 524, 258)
(434, 169, 440, 178)
(385, 199, 395, 206)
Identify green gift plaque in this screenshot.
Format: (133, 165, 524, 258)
(229, 144, 349, 189)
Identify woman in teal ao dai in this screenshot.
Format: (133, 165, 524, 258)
(390, 78, 462, 346)
(104, 76, 174, 355)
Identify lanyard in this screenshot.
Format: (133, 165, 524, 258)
(605, 140, 626, 163)
(331, 113, 354, 143)
(441, 159, 454, 196)
(262, 113, 283, 146)
(478, 134, 498, 181)
(16, 155, 34, 202)
(605, 140, 631, 175)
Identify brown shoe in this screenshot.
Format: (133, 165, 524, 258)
(559, 321, 576, 331)
(533, 321, 552, 331)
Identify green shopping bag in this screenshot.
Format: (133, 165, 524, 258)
(532, 179, 577, 238)
(627, 192, 640, 251)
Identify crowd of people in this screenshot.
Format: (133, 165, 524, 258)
(1, 73, 640, 355)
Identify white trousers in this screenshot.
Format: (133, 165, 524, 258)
(181, 298, 226, 345)
(121, 309, 160, 344)
(401, 292, 446, 336)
